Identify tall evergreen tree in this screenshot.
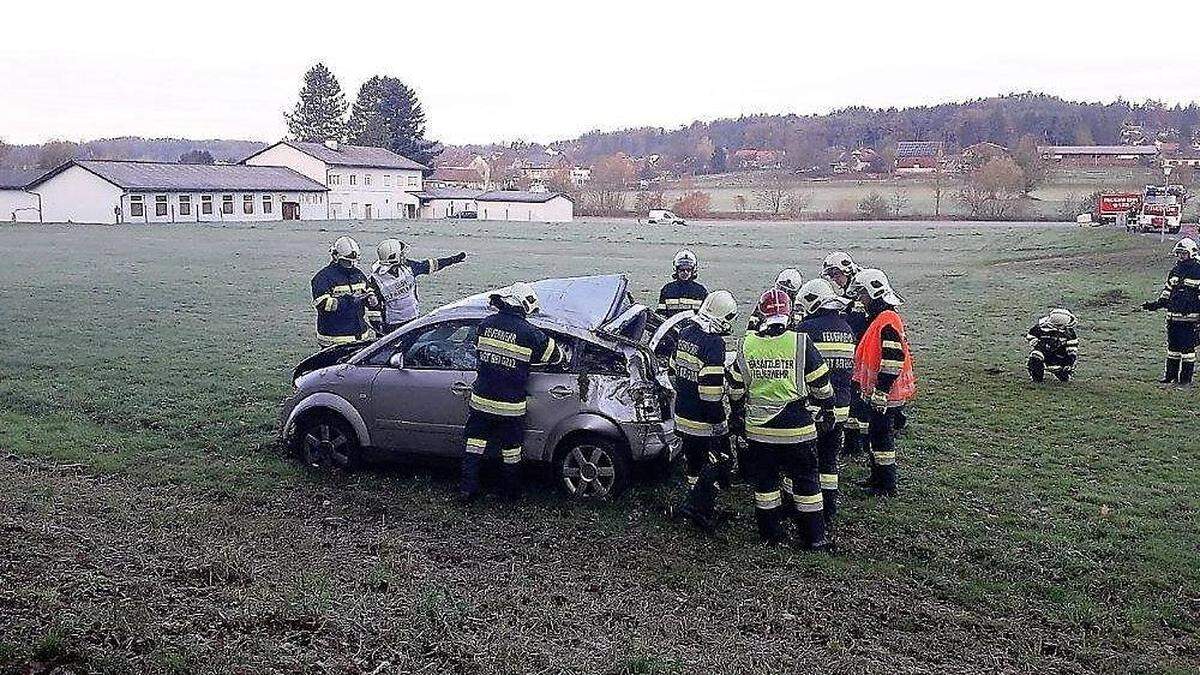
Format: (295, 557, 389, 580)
(347, 75, 440, 166)
(285, 63, 348, 143)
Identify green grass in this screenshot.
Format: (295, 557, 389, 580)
(0, 218, 1197, 673)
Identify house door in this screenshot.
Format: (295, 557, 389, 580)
(365, 204, 373, 219)
(282, 202, 300, 220)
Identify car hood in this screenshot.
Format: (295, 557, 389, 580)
(434, 274, 632, 332)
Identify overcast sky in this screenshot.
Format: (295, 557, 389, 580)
(2, 1, 1199, 146)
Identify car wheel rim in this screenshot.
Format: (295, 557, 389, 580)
(302, 423, 351, 469)
(561, 444, 617, 499)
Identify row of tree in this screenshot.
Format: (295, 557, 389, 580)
(285, 63, 439, 166)
(539, 94, 1200, 176)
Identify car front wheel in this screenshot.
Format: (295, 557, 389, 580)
(556, 436, 630, 501)
(295, 412, 360, 471)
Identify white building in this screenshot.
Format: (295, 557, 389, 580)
(475, 190, 574, 223)
(0, 169, 41, 222)
(243, 140, 427, 220)
(26, 160, 328, 224)
(419, 188, 482, 219)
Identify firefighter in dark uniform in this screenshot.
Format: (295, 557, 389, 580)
(822, 251, 873, 455)
(657, 249, 708, 318)
(672, 290, 745, 531)
(1026, 308, 1079, 382)
(1142, 237, 1200, 386)
(459, 282, 567, 502)
(794, 278, 856, 526)
(311, 236, 377, 347)
(738, 288, 835, 548)
(849, 269, 916, 497)
(367, 238, 467, 334)
(747, 268, 804, 332)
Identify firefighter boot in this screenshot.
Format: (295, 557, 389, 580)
(1181, 359, 1195, 386)
(754, 504, 787, 545)
(1028, 357, 1045, 383)
(869, 463, 897, 497)
(841, 429, 862, 458)
(1160, 358, 1181, 384)
(793, 507, 829, 552)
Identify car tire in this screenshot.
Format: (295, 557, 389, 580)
(555, 435, 631, 501)
(294, 411, 361, 472)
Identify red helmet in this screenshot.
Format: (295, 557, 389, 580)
(757, 288, 792, 324)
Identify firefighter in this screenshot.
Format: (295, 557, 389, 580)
(367, 239, 467, 334)
(657, 249, 708, 318)
(459, 282, 568, 502)
(1142, 237, 1200, 385)
(794, 278, 856, 525)
(311, 236, 376, 348)
(1026, 308, 1079, 383)
(737, 288, 835, 547)
(823, 251, 873, 456)
(748, 268, 804, 331)
(672, 290, 745, 531)
(848, 269, 916, 497)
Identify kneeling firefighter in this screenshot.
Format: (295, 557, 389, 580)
(737, 288, 835, 547)
(794, 278, 856, 525)
(848, 269, 916, 497)
(459, 283, 567, 502)
(1025, 308, 1079, 382)
(672, 290, 745, 531)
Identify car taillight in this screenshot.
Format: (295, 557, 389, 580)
(633, 387, 661, 422)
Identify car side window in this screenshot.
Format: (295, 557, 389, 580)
(403, 321, 479, 370)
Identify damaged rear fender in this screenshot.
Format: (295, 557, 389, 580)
(544, 413, 628, 463)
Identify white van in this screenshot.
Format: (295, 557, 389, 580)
(648, 209, 686, 225)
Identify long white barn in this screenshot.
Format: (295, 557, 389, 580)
(26, 160, 328, 224)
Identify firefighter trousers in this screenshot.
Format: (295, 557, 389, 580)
(1165, 319, 1198, 384)
(459, 410, 526, 499)
(745, 439, 826, 548)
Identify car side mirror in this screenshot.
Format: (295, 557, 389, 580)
(388, 352, 405, 369)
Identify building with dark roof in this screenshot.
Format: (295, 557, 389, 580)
(895, 141, 944, 173)
(26, 159, 328, 224)
(0, 168, 43, 222)
(243, 140, 427, 219)
(1038, 145, 1159, 167)
(475, 189, 573, 222)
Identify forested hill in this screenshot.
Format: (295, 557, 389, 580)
(0, 137, 267, 169)
(540, 94, 1200, 169)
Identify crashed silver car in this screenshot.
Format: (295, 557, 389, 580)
(280, 275, 677, 500)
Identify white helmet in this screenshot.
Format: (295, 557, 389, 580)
(673, 249, 698, 273)
(377, 238, 407, 266)
(848, 268, 902, 306)
(495, 281, 541, 315)
(822, 251, 860, 277)
(1046, 308, 1077, 329)
(1173, 237, 1198, 260)
(695, 290, 738, 335)
(795, 278, 844, 316)
(330, 236, 361, 264)
(775, 268, 804, 295)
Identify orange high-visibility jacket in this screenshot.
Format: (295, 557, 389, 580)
(853, 310, 916, 403)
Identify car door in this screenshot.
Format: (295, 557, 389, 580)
(523, 331, 585, 460)
(368, 319, 479, 455)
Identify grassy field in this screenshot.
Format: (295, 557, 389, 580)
(637, 167, 1200, 220)
(1, 218, 1198, 674)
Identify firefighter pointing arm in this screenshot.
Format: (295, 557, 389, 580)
(368, 239, 467, 334)
(1142, 237, 1200, 385)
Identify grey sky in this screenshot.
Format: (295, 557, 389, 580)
(2, 0, 1198, 146)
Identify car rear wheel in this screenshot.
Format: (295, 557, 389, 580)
(556, 436, 630, 501)
(296, 412, 360, 471)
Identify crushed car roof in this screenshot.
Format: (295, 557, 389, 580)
(433, 275, 629, 331)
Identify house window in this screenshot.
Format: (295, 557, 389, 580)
(349, 174, 357, 186)
(263, 195, 273, 213)
(179, 195, 191, 216)
(201, 195, 213, 215)
(222, 195, 234, 214)
(155, 195, 168, 217)
(243, 195, 254, 214)
(329, 174, 340, 186)
(383, 174, 391, 186)
(364, 174, 371, 186)
(129, 195, 144, 217)
(407, 175, 418, 187)
(316, 193, 323, 203)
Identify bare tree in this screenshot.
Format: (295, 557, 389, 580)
(957, 156, 1026, 219)
(734, 194, 748, 213)
(932, 161, 946, 217)
(673, 191, 711, 218)
(890, 190, 909, 218)
(583, 154, 636, 216)
(788, 192, 812, 218)
(753, 175, 794, 216)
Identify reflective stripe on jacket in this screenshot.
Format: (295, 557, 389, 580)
(853, 310, 916, 402)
